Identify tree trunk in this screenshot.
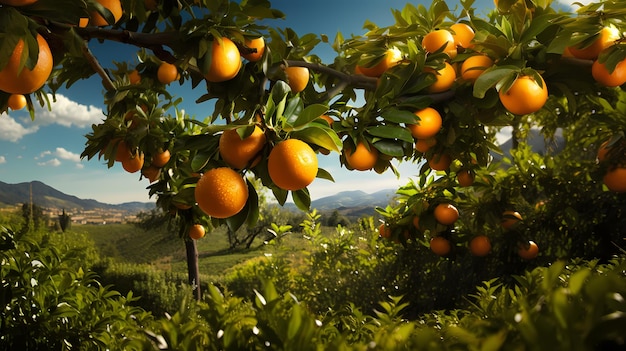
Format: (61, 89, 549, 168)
(185, 239, 201, 300)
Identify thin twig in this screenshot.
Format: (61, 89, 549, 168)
(80, 40, 115, 91)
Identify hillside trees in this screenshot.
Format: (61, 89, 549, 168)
(1, 0, 626, 301)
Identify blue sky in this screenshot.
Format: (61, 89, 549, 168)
(0, 0, 575, 204)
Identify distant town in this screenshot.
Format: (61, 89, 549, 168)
(1, 204, 142, 225)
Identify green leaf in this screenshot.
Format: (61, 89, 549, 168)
(291, 126, 342, 152)
(316, 168, 334, 182)
(381, 108, 420, 124)
(292, 188, 311, 211)
(366, 125, 414, 143)
(568, 268, 591, 295)
(285, 103, 328, 130)
(473, 66, 518, 98)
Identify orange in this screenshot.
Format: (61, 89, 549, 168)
(319, 114, 335, 126)
(0, 34, 53, 95)
(195, 167, 249, 218)
(219, 126, 266, 169)
(268, 139, 318, 190)
(422, 29, 456, 58)
(461, 55, 493, 82)
(501, 210, 523, 230)
(603, 167, 626, 192)
(344, 141, 378, 171)
(415, 138, 437, 153)
(142, 166, 160, 183)
(425, 62, 456, 93)
(90, 0, 123, 26)
(430, 236, 451, 256)
(205, 37, 241, 83)
(412, 216, 420, 230)
(284, 66, 310, 93)
(408, 107, 442, 139)
(121, 151, 145, 173)
(450, 23, 475, 49)
(152, 150, 171, 168)
(356, 47, 402, 77)
(428, 153, 452, 171)
(499, 75, 548, 115)
(114, 140, 130, 161)
(568, 27, 619, 60)
(434, 203, 459, 225)
(189, 224, 206, 240)
(157, 62, 179, 84)
(518, 240, 539, 260)
(7, 94, 27, 110)
(591, 57, 626, 87)
(457, 169, 475, 187)
(469, 235, 491, 256)
(597, 140, 611, 161)
(242, 37, 265, 62)
(378, 223, 391, 239)
(128, 69, 141, 84)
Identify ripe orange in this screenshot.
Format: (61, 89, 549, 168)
(242, 37, 265, 62)
(501, 210, 523, 230)
(152, 150, 171, 168)
(90, 0, 123, 26)
(378, 223, 391, 239)
(142, 165, 160, 183)
(195, 167, 249, 218)
(128, 69, 141, 84)
(422, 29, 457, 58)
(356, 47, 402, 77)
(469, 235, 491, 256)
(0, 34, 53, 95)
(114, 140, 130, 161)
(461, 55, 494, 82)
(319, 114, 335, 126)
(428, 153, 452, 171)
(430, 236, 451, 256)
(425, 62, 456, 93)
(434, 203, 459, 225)
(344, 141, 379, 171)
(603, 166, 626, 192)
(450, 23, 475, 49)
(591, 57, 626, 87)
(568, 27, 619, 60)
(284, 66, 310, 93)
(121, 151, 145, 173)
(0, 0, 37, 5)
(499, 75, 548, 115)
(412, 216, 420, 230)
(518, 240, 539, 260)
(219, 126, 266, 169)
(205, 37, 241, 83)
(7, 94, 27, 110)
(457, 169, 475, 187)
(189, 224, 206, 240)
(597, 140, 611, 161)
(415, 138, 437, 153)
(408, 107, 442, 139)
(268, 139, 318, 190)
(157, 62, 178, 84)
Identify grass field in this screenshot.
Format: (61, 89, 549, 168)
(75, 222, 310, 278)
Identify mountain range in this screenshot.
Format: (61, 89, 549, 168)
(0, 180, 396, 214)
(0, 180, 154, 212)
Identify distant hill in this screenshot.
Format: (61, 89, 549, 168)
(309, 189, 396, 210)
(0, 180, 154, 213)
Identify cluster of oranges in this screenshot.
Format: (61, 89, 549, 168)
(192, 125, 319, 224)
(380, 203, 539, 260)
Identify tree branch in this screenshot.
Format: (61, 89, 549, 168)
(80, 40, 115, 91)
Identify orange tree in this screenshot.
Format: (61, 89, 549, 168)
(1, 0, 626, 299)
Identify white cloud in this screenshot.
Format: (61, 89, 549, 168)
(0, 116, 39, 142)
(0, 156, 6, 164)
(75, 163, 85, 169)
(37, 150, 52, 159)
(0, 94, 103, 142)
(37, 158, 61, 167)
(33, 94, 104, 128)
(55, 147, 81, 162)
